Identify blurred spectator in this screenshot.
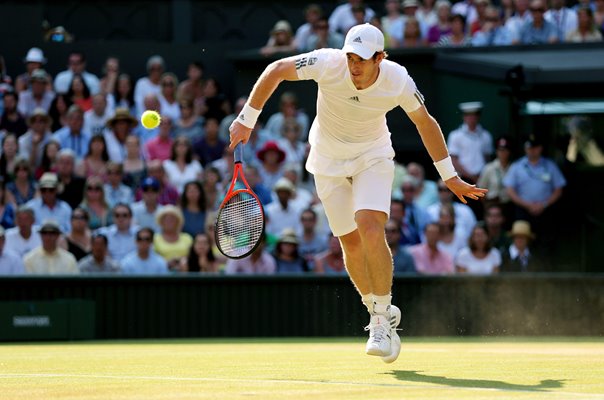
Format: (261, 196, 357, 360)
(0, 181, 14, 229)
(54, 51, 100, 95)
(399, 17, 427, 47)
(99, 56, 120, 97)
(174, 99, 205, 143)
(79, 176, 112, 230)
(163, 136, 203, 194)
(437, 14, 473, 45)
(516, 0, 558, 44)
(500, 220, 545, 272)
(107, 73, 135, 115)
(24, 220, 78, 275)
(382, 0, 406, 43)
(505, 0, 532, 38)
(417, 0, 439, 32)
(34, 139, 60, 180)
(385, 218, 417, 274)
(103, 162, 133, 209)
(304, 17, 345, 51)
(427, 179, 477, 241)
(136, 94, 162, 145)
(400, 176, 432, 243)
(104, 108, 138, 163)
(202, 166, 223, 211)
(0, 91, 28, 137)
(595, 0, 604, 30)
(145, 115, 173, 161)
(314, 234, 347, 275)
(153, 205, 192, 271)
(472, 6, 515, 45)
(278, 118, 306, 166)
(48, 93, 72, 132)
(265, 177, 302, 237)
(62, 207, 91, 261)
(176, 61, 205, 112)
(52, 105, 91, 160)
(78, 232, 121, 274)
(0, 226, 25, 275)
(406, 162, 438, 208)
(19, 108, 53, 168)
(477, 137, 513, 215)
(180, 181, 207, 237)
(218, 96, 246, 143)
(122, 134, 146, 189)
(200, 77, 230, 122)
(265, 92, 310, 141)
(329, 0, 376, 34)
(297, 208, 328, 270)
(121, 227, 169, 274)
(0, 133, 19, 181)
(545, 0, 578, 41)
(273, 229, 308, 273)
(455, 223, 501, 274)
(295, 4, 325, 51)
(193, 117, 225, 167)
(260, 20, 297, 57)
(409, 222, 454, 274)
(15, 47, 47, 94)
(132, 177, 162, 232)
(225, 238, 276, 274)
(6, 158, 36, 206)
(447, 101, 493, 183)
(565, 115, 604, 166)
(469, 0, 491, 35)
(436, 204, 467, 261)
(142, 160, 179, 205)
(67, 74, 93, 112)
(158, 72, 180, 121)
(427, 0, 453, 44)
(390, 199, 421, 245)
(55, 149, 86, 209)
(17, 69, 54, 118)
(96, 203, 137, 261)
(451, 0, 479, 24)
(181, 233, 219, 273)
(244, 165, 272, 206)
(483, 203, 511, 251)
(256, 141, 286, 190)
(84, 94, 112, 136)
(75, 134, 109, 180)
(500, 0, 516, 23)
(566, 6, 603, 41)
(239, 122, 270, 168)
(26, 172, 72, 233)
(134, 55, 165, 117)
(283, 167, 313, 210)
(5, 206, 40, 257)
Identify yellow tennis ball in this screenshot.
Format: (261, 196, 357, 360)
(141, 110, 161, 129)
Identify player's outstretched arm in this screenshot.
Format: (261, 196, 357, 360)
(229, 56, 300, 149)
(407, 105, 488, 204)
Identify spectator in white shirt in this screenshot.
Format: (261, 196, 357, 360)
(265, 177, 303, 237)
(0, 226, 25, 275)
(54, 51, 100, 95)
(134, 55, 165, 118)
(5, 206, 41, 258)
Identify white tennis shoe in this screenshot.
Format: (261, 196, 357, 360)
(364, 305, 402, 362)
(381, 305, 401, 364)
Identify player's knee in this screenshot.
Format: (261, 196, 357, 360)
(355, 211, 387, 243)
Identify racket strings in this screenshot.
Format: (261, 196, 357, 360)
(216, 192, 264, 258)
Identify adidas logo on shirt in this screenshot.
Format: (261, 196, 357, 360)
(352, 36, 362, 43)
(349, 96, 360, 102)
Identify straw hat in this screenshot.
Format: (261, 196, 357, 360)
(106, 107, 138, 128)
(155, 205, 185, 230)
(278, 228, 299, 245)
(26, 108, 52, 126)
(509, 220, 535, 239)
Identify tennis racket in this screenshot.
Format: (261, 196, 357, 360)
(214, 144, 265, 259)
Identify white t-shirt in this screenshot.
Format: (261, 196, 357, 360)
(162, 159, 203, 194)
(295, 48, 423, 177)
(455, 247, 501, 275)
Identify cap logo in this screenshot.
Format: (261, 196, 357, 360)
(352, 36, 363, 43)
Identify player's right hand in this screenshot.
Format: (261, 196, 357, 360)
(229, 120, 253, 150)
(444, 176, 488, 204)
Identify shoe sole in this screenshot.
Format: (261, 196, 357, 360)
(381, 306, 402, 363)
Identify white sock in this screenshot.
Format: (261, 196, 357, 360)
(361, 293, 374, 314)
(373, 294, 392, 315)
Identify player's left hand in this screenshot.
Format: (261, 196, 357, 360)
(444, 176, 488, 204)
(229, 120, 253, 150)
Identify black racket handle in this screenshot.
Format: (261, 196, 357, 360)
(234, 143, 243, 164)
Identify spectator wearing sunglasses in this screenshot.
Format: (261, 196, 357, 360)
(25, 172, 72, 233)
(95, 203, 138, 261)
(121, 227, 169, 275)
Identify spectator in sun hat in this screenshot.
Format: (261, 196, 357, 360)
(260, 20, 297, 57)
(104, 107, 138, 163)
(23, 219, 79, 275)
(25, 172, 72, 233)
(17, 69, 55, 119)
(273, 228, 309, 273)
(265, 177, 303, 237)
(0, 225, 25, 275)
(500, 220, 547, 272)
(19, 107, 53, 168)
(15, 47, 47, 93)
(256, 140, 286, 190)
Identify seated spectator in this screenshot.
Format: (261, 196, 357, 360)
(515, 0, 558, 44)
(193, 117, 225, 167)
(34, 139, 60, 181)
(174, 99, 204, 143)
(163, 136, 203, 194)
(99, 56, 120, 98)
(400, 17, 427, 48)
(400, 176, 432, 243)
(472, 6, 515, 45)
(0, 226, 25, 275)
(153, 205, 193, 271)
(278, 118, 306, 166)
(225, 238, 276, 274)
(218, 96, 246, 143)
(138, 160, 179, 205)
(145, 115, 173, 161)
(566, 6, 603, 41)
(505, 0, 532, 38)
(26, 173, 72, 233)
(78, 232, 121, 274)
(157, 72, 180, 122)
(256, 141, 286, 191)
(244, 166, 272, 206)
(265, 178, 303, 237)
(19, 108, 53, 168)
(314, 234, 347, 275)
(418, 0, 439, 32)
(483, 204, 511, 252)
(15, 47, 46, 94)
(181, 232, 219, 273)
(455, 223, 501, 274)
(122, 134, 146, 189)
(297, 208, 328, 270)
(469, 0, 491, 35)
(66, 74, 93, 112)
(84, 94, 112, 136)
(202, 166, 223, 211)
(62, 207, 91, 261)
(295, 4, 325, 51)
(427, 179, 477, 241)
(545, 0, 578, 41)
(0, 180, 15, 230)
(436, 204, 468, 261)
(121, 227, 169, 274)
(95, 203, 138, 261)
(265, 92, 310, 141)
(79, 176, 112, 230)
(406, 162, 438, 208)
(390, 199, 421, 245)
(438, 14, 473, 46)
(382, 0, 406, 44)
(54, 51, 100, 95)
(17, 69, 54, 118)
(134, 55, 164, 117)
(0, 91, 28, 137)
(104, 107, 138, 163)
(180, 181, 207, 237)
(241, 121, 271, 168)
(282, 167, 313, 210)
(328, 0, 376, 35)
(427, 0, 453, 44)
(108, 73, 135, 116)
(501, 220, 545, 272)
(6, 158, 36, 206)
(273, 229, 308, 274)
(24, 220, 78, 274)
(176, 61, 205, 112)
(103, 162, 134, 208)
(5, 206, 40, 257)
(260, 20, 297, 57)
(75, 134, 109, 180)
(385, 218, 417, 274)
(409, 222, 454, 274)
(55, 149, 86, 209)
(477, 136, 513, 216)
(200, 77, 230, 122)
(132, 177, 163, 232)
(304, 17, 345, 51)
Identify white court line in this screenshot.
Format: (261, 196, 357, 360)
(0, 373, 603, 398)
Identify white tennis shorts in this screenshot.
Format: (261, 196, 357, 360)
(313, 158, 394, 237)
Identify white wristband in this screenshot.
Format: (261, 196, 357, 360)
(434, 156, 458, 181)
(236, 103, 262, 129)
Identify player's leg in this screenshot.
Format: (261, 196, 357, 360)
(338, 230, 374, 311)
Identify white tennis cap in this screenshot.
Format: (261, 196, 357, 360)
(342, 23, 385, 60)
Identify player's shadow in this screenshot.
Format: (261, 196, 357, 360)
(387, 370, 566, 392)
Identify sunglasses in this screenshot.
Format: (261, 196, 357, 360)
(87, 186, 102, 191)
(114, 212, 130, 218)
(40, 188, 56, 193)
(137, 236, 153, 242)
(530, 8, 545, 12)
(72, 214, 88, 220)
(143, 187, 159, 193)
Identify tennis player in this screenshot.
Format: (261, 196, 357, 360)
(229, 23, 487, 363)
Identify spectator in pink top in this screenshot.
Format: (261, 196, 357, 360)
(409, 222, 454, 275)
(144, 115, 173, 161)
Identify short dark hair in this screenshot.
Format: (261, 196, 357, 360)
(136, 227, 155, 240)
(91, 233, 108, 245)
(113, 203, 132, 216)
